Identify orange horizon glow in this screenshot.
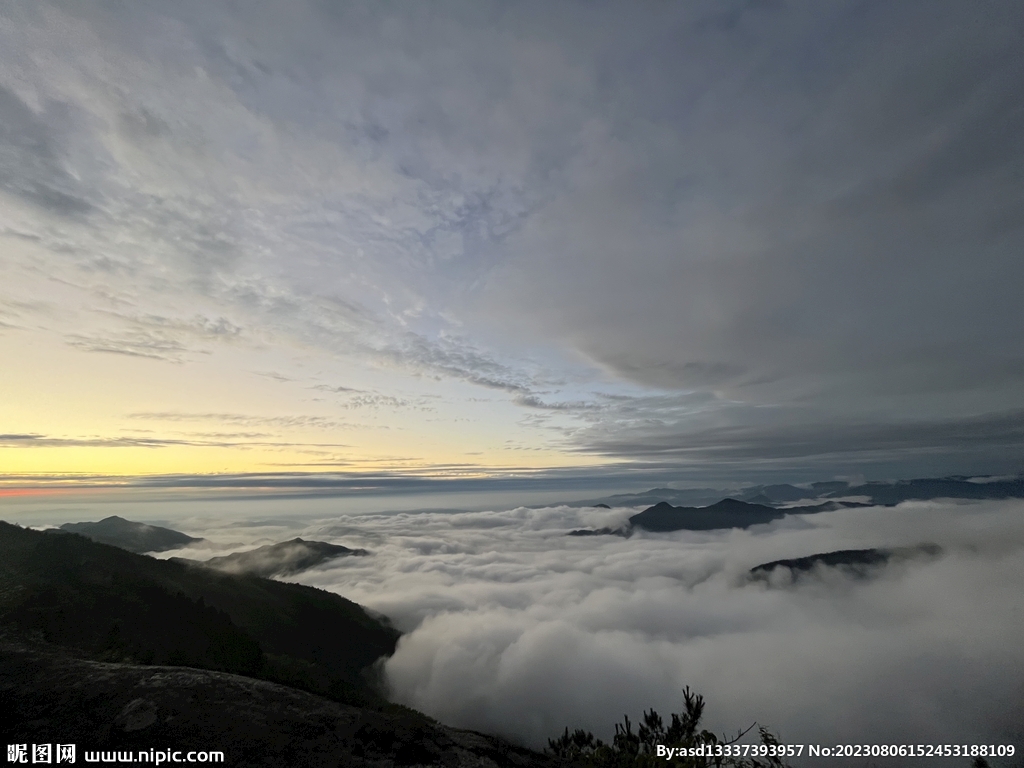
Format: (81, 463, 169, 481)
(0, 488, 69, 498)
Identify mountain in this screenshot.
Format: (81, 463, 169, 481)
(566, 498, 866, 536)
(738, 484, 811, 504)
(827, 476, 1024, 505)
(566, 527, 630, 537)
(563, 473, 1024, 513)
(0, 522, 551, 765)
(750, 544, 943, 579)
(59, 515, 202, 553)
(751, 548, 890, 576)
(0, 639, 552, 767)
(0, 521, 398, 704)
(738, 475, 1024, 506)
(194, 538, 367, 578)
(564, 487, 735, 509)
(628, 498, 786, 532)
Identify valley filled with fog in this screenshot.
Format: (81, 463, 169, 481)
(149, 498, 1024, 755)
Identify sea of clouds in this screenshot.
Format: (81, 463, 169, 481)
(160, 498, 1024, 761)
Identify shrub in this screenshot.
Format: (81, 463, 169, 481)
(547, 686, 790, 768)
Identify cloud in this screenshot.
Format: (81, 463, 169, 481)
(569, 408, 1024, 475)
(481, 1, 1024, 400)
(311, 384, 365, 394)
(310, 386, 434, 411)
(0, 432, 348, 451)
(150, 497, 1024, 761)
(1, 0, 1022, 480)
(0, 463, 762, 502)
(512, 394, 601, 412)
(473, 1, 1024, 469)
(379, 332, 536, 395)
(13, 469, 1019, 757)
(65, 331, 193, 362)
(1, 0, 553, 400)
(126, 411, 351, 430)
(0, 84, 95, 216)
(0, 433, 200, 448)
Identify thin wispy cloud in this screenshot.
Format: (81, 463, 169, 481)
(0, 433, 349, 451)
(126, 412, 353, 430)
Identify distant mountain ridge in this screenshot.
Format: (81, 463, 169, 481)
(563, 473, 1024, 515)
(566, 487, 734, 509)
(59, 515, 202, 553)
(820, 476, 1024, 505)
(628, 498, 785, 532)
(568, 498, 866, 536)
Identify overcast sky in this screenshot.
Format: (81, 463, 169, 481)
(2, 0, 1023, 491)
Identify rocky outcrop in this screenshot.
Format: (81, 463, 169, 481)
(0, 639, 552, 767)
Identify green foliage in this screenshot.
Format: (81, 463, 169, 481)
(547, 687, 791, 768)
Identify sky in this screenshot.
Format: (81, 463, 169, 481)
(2, 0, 1024, 496)
(139, 496, 1024, 760)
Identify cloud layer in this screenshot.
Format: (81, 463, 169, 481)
(153, 498, 1024, 760)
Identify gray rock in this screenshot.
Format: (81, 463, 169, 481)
(0, 639, 553, 768)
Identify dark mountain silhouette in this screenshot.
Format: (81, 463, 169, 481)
(566, 498, 866, 536)
(751, 548, 890, 576)
(59, 515, 202, 553)
(0, 521, 398, 704)
(629, 499, 786, 532)
(0, 521, 553, 765)
(739, 484, 810, 504)
(562, 472, 1024, 538)
(567, 527, 630, 538)
(567, 487, 734, 509)
(750, 544, 943, 580)
(809, 480, 851, 495)
(0, 639, 552, 767)
(192, 538, 367, 578)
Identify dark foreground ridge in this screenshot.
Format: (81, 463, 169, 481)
(0, 639, 551, 768)
(190, 538, 368, 578)
(0, 521, 551, 766)
(59, 515, 202, 553)
(0, 521, 398, 704)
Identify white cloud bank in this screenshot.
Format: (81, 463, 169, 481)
(188, 498, 1024, 759)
